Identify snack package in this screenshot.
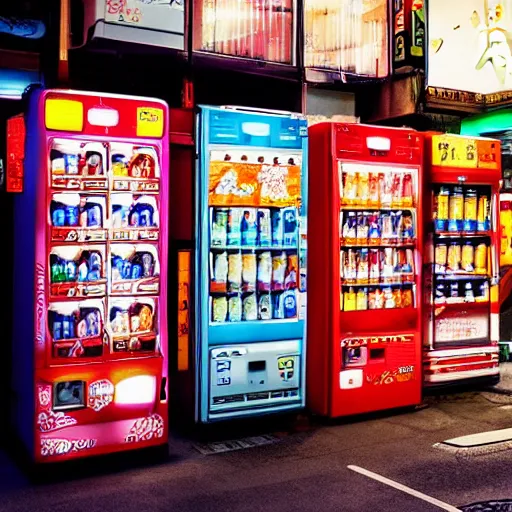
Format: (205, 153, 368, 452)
(392, 288, 402, 308)
(212, 296, 228, 322)
(228, 295, 242, 322)
(242, 293, 258, 321)
(477, 195, 490, 232)
(271, 209, 284, 246)
(257, 251, 272, 292)
(342, 168, 358, 205)
(241, 209, 258, 246)
(475, 243, 488, 273)
(258, 294, 272, 320)
(283, 207, 298, 247)
(343, 212, 357, 244)
(258, 209, 272, 247)
(228, 252, 242, 292)
(285, 254, 298, 289)
(272, 251, 287, 291)
(463, 189, 477, 232)
(403, 248, 415, 281)
(210, 251, 228, 292)
(227, 208, 243, 246)
(391, 211, 402, 244)
(356, 212, 369, 244)
(340, 250, 346, 282)
(242, 252, 257, 292)
(402, 288, 413, 308)
(211, 208, 228, 246)
(343, 287, 356, 311)
(357, 249, 369, 284)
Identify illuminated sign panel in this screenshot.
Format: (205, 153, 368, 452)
(427, 0, 512, 108)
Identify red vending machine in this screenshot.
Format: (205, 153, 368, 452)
(423, 133, 501, 387)
(307, 123, 423, 418)
(10, 88, 169, 462)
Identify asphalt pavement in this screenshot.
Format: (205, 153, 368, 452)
(3, 370, 512, 511)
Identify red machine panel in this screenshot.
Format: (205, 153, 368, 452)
(307, 123, 423, 418)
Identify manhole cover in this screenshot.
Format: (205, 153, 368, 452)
(461, 500, 512, 511)
(193, 434, 280, 455)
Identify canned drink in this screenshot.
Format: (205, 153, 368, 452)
(447, 242, 461, 272)
(86, 310, 100, 337)
(87, 205, 102, 227)
(258, 209, 272, 247)
(461, 242, 475, 272)
(283, 207, 298, 247)
(448, 186, 464, 232)
(122, 260, 132, 280)
(369, 249, 380, 284)
(356, 288, 368, 310)
(369, 172, 380, 206)
(131, 264, 142, 280)
(271, 209, 284, 246)
(463, 189, 478, 232)
(211, 208, 228, 246)
(343, 212, 357, 243)
(79, 209, 89, 228)
(52, 207, 66, 227)
(65, 205, 79, 227)
(65, 261, 77, 282)
(65, 153, 79, 175)
(368, 213, 381, 244)
(391, 172, 403, 208)
(142, 253, 153, 277)
(435, 244, 447, 274)
(346, 249, 357, 283)
(435, 186, 450, 232)
(477, 195, 489, 232)
(357, 171, 369, 206)
(382, 248, 395, 283)
(402, 172, 414, 207)
(53, 316, 62, 340)
(62, 316, 73, 339)
(139, 206, 153, 227)
(356, 212, 368, 243)
(241, 209, 258, 246)
(77, 261, 89, 282)
(381, 213, 393, 243)
(475, 243, 488, 273)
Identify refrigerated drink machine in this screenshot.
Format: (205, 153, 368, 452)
(170, 106, 308, 423)
(10, 88, 170, 462)
(423, 133, 501, 387)
(307, 123, 423, 418)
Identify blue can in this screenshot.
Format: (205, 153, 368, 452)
(65, 261, 77, 282)
(65, 205, 79, 226)
(53, 315, 62, 340)
(52, 208, 66, 227)
(122, 261, 132, 280)
(62, 316, 73, 339)
(65, 154, 79, 174)
(131, 264, 142, 279)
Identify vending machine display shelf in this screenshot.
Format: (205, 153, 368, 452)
(435, 274, 490, 280)
(340, 205, 416, 211)
(435, 232, 492, 239)
(340, 241, 416, 248)
(434, 299, 490, 307)
(210, 245, 297, 251)
(341, 281, 415, 287)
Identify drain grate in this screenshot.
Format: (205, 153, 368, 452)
(193, 434, 280, 455)
(461, 500, 512, 511)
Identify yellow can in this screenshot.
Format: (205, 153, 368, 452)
(474, 243, 488, 273)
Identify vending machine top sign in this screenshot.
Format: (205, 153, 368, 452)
(426, 0, 512, 110)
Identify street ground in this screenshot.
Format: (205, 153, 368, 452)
(4, 370, 512, 511)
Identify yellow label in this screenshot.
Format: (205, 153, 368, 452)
(177, 250, 191, 372)
(136, 107, 164, 138)
(278, 357, 294, 370)
(45, 98, 84, 132)
(432, 135, 477, 168)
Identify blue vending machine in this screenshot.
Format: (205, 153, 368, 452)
(195, 106, 308, 422)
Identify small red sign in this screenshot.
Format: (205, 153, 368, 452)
(6, 115, 25, 193)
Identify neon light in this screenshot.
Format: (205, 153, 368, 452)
(115, 375, 156, 405)
(366, 136, 391, 151)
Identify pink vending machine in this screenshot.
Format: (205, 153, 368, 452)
(10, 88, 170, 462)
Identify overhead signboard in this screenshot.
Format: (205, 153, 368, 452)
(426, 0, 512, 110)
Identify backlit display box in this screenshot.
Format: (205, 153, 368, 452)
(80, 0, 185, 50)
(192, 0, 296, 63)
(307, 123, 423, 418)
(304, 0, 389, 79)
(426, 0, 512, 110)
(423, 133, 501, 387)
(10, 89, 169, 462)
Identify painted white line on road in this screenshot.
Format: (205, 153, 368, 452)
(443, 428, 512, 447)
(347, 465, 461, 511)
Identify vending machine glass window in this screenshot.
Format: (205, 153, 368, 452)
(192, 0, 295, 63)
(432, 184, 493, 347)
(304, 0, 388, 77)
(339, 162, 418, 313)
